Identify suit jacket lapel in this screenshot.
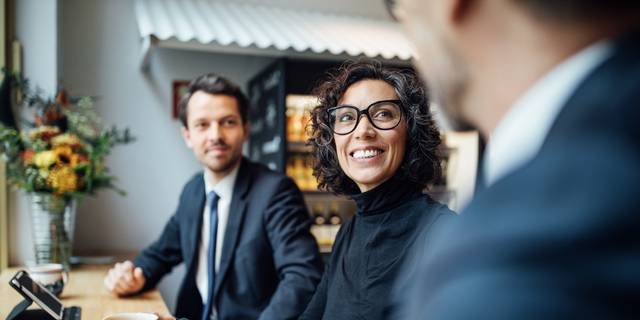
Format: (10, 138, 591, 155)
(185, 176, 207, 281)
(545, 28, 640, 145)
(214, 159, 251, 296)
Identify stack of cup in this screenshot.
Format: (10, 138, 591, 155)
(28, 263, 67, 297)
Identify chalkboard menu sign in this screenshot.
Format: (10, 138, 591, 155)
(247, 59, 287, 173)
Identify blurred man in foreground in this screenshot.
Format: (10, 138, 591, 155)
(388, 0, 640, 318)
(103, 74, 323, 320)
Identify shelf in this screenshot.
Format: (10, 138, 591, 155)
(287, 140, 311, 153)
(302, 192, 353, 203)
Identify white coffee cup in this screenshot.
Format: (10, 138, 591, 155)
(102, 313, 159, 320)
(28, 263, 68, 297)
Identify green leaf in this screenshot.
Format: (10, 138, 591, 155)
(0, 74, 136, 199)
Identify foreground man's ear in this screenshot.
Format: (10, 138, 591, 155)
(181, 126, 193, 149)
(451, 0, 475, 23)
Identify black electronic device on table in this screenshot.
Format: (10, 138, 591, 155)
(7, 270, 81, 320)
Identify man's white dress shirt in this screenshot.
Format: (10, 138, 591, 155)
(483, 40, 614, 187)
(195, 164, 240, 313)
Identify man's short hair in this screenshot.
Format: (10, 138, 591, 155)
(513, 0, 640, 20)
(179, 74, 250, 128)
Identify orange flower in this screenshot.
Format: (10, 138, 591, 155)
(28, 126, 61, 142)
(21, 149, 36, 164)
(30, 105, 64, 126)
(30, 111, 44, 126)
(44, 106, 63, 124)
(56, 91, 70, 110)
(46, 166, 80, 194)
(78, 154, 90, 164)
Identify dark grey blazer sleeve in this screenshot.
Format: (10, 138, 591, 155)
(133, 211, 185, 292)
(133, 177, 200, 293)
(257, 176, 324, 320)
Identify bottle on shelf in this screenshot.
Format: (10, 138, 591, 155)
(329, 202, 341, 225)
(286, 107, 303, 141)
(310, 203, 332, 246)
(328, 202, 342, 241)
(285, 156, 295, 180)
(293, 155, 308, 190)
(300, 109, 311, 142)
(313, 202, 326, 225)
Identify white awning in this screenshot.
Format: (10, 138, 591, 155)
(133, 0, 417, 70)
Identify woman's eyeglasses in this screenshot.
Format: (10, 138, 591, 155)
(327, 100, 403, 135)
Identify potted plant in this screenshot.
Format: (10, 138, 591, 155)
(0, 69, 134, 270)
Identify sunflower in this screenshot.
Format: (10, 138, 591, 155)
(28, 126, 61, 142)
(46, 166, 80, 194)
(51, 133, 84, 150)
(52, 146, 80, 167)
(34, 151, 57, 168)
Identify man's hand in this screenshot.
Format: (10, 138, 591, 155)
(103, 260, 146, 296)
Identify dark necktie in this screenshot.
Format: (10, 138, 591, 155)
(201, 191, 219, 320)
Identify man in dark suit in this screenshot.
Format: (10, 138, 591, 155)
(103, 74, 324, 320)
(386, 0, 640, 318)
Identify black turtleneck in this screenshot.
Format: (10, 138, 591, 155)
(299, 177, 457, 320)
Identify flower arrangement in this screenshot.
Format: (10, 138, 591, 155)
(0, 69, 135, 199)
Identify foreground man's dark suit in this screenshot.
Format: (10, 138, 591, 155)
(405, 30, 640, 319)
(133, 158, 324, 320)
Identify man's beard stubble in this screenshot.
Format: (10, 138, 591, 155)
(430, 82, 475, 132)
(416, 40, 476, 132)
(205, 140, 243, 175)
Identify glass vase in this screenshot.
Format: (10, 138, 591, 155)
(27, 193, 77, 271)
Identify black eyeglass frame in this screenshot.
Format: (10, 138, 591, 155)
(326, 99, 404, 135)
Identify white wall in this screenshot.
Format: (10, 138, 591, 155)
(14, 0, 58, 93)
(8, 0, 59, 271)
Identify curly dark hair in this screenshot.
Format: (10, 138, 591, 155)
(308, 60, 442, 195)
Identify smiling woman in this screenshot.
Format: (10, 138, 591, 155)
(299, 60, 458, 320)
(331, 80, 407, 192)
(309, 60, 442, 195)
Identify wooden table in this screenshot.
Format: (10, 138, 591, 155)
(0, 264, 170, 319)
